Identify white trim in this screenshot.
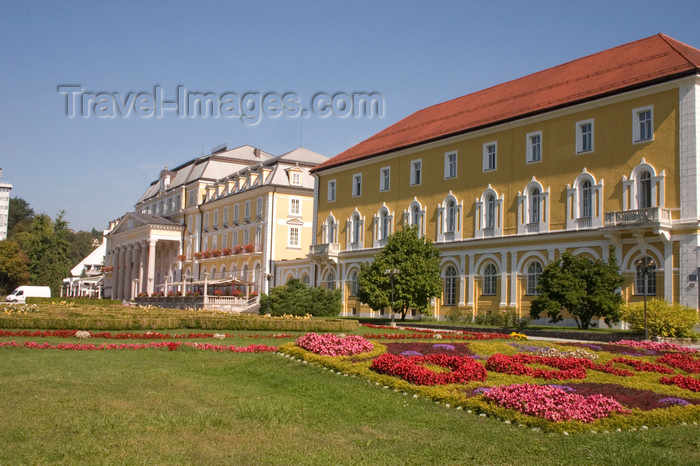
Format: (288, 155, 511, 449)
(379, 166, 391, 192)
(632, 104, 654, 144)
(482, 141, 497, 172)
(526, 130, 542, 164)
(410, 159, 422, 186)
(352, 173, 362, 197)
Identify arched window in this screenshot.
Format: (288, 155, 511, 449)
(301, 273, 310, 286)
(352, 213, 361, 244)
(349, 271, 359, 296)
(446, 199, 456, 233)
(486, 195, 496, 229)
(210, 266, 217, 280)
(326, 216, 337, 243)
(581, 180, 592, 218)
(639, 171, 652, 209)
(635, 257, 656, 295)
(483, 263, 498, 296)
(200, 267, 207, 280)
(529, 188, 540, 224)
(444, 265, 458, 305)
(255, 264, 261, 282)
(326, 271, 335, 290)
(380, 209, 391, 240)
(526, 261, 543, 295)
(220, 266, 227, 279)
(242, 264, 249, 282)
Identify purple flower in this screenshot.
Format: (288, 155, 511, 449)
(433, 343, 456, 350)
(547, 384, 575, 392)
(472, 387, 491, 395)
(400, 350, 422, 357)
(658, 397, 690, 406)
(470, 354, 485, 360)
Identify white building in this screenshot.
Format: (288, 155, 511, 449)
(0, 168, 12, 241)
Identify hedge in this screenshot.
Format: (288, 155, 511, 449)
(27, 298, 122, 305)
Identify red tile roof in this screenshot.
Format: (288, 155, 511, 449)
(314, 34, 700, 172)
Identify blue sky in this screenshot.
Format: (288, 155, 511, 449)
(2, 0, 700, 231)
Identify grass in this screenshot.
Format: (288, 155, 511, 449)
(1, 338, 699, 464)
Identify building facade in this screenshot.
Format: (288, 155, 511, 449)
(0, 168, 12, 241)
(310, 34, 700, 323)
(104, 145, 326, 303)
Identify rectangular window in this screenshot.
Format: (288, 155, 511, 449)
(203, 213, 209, 231)
(290, 197, 301, 216)
(243, 228, 249, 245)
(634, 106, 653, 142)
(289, 227, 300, 247)
(291, 172, 301, 185)
(222, 234, 227, 249)
(444, 151, 457, 179)
(244, 201, 250, 220)
(213, 211, 218, 228)
(576, 119, 594, 153)
(380, 167, 390, 192)
(483, 142, 497, 172)
(223, 207, 228, 227)
(410, 159, 422, 186)
(233, 204, 239, 223)
(256, 198, 263, 217)
(327, 179, 336, 202)
(189, 191, 195, 207)
(233, 230, 238, 245)
(527, 131, 542, 163)
(352, 174, 362, 197)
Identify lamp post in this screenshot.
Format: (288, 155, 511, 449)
(634, 257, 656, 340)
(203, 271, 209, 305)
(384, 268, 400, 327)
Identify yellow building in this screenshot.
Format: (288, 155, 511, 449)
(310, 34, 700, 324)
(105, 145, 326, 305)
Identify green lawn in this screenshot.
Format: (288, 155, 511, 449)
(1, 342, 699, 465)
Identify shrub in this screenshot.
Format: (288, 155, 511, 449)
(260, 279, 341, 317)
(474, 309, 530, 329)
(621, 299, 698, 338)
(444, 307, 472, 324)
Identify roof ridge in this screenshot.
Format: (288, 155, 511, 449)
(657, 33, 700, 69)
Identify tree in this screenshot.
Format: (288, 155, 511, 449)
(358, 225, 442, 320)
(530, 247, 624, 329)
(0, 240, 30, 295)
(15, 214, 73, 296)
(7, 197, 34, 238)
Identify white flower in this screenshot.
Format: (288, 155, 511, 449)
(213, 333, 226, 339)
(75, 330, 91, 339)
(434, 334, 443, 340)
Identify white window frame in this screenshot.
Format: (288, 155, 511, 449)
(379, 167, 391, 192)
(327, 179, 336, 202)
(444, 151, 457, 179)
(352, 174, 362, 197)
(244, 201, 250, 220)
(526, 131, 542, 164)
(410, 159, 422, 186)
(576, 119, 594, 154)
(291, 171, 302, 186)
(233, 204, 239, 224)
(223, 207, 229, 227)
(288, 226, 300, 248)
(290, 197, 301, 216)
(633, 105, 654, 143)
(213, 210, 219, 228)
(443, 265, 458, 306)
(483, 142, 497, 172)
(483, 263, 498, 296)
(256, 197, 263, 217)
(526, 261, 543, 295)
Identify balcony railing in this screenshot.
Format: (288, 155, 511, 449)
(576, 217, 593, 229)
(310, 243, 340, 256)
(526, 223, 540, 234)
(604, 207, 672, 227)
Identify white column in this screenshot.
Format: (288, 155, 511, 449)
(147, 239, 157, 295)
(509, 250, 518, 308)
(664, 240, 673, 301)
(458, 254, 466, 306)
(112, 248, 121, 300)
(117, 247, 126, 301)
(467, 254, 474, 307)
(500, 252, 508, 308)
(131, 244, 141, 299)
(124, 245, 134, 301)
(139, 241, 147, 295)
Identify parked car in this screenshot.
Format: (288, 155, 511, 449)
(5, 286, 51, 303)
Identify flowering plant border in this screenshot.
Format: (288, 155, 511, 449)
(371, 353, 487, 385)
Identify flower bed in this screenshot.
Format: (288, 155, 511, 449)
(371, 353, 487, 385)
(0, 330, 295, 340)
(482, 384, 630, 423)
(295, 333, 373, 356)
(613, 340, 697, 354)
(0, 340, 277, 353)
(279, 335, 700, 432)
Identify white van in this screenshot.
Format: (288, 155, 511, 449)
(5, 286, 51, 303)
